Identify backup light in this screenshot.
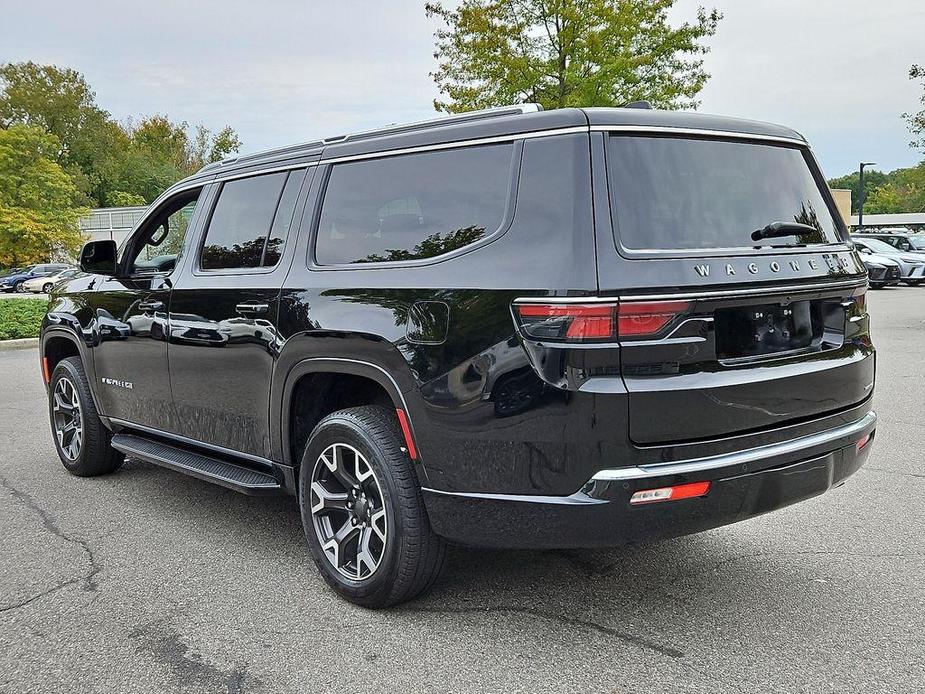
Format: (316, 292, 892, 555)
(629, 481, 711, 505)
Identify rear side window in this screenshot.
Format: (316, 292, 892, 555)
(200, 170, 304, 270)
(607, 136, 842, 252)
(315, 143, 513, 264)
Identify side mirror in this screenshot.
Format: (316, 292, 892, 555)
(79, 240, 118, 275)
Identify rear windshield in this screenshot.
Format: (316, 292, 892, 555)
(608, 135, 843, 251)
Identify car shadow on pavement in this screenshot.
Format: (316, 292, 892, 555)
(114, 455, 825, 664)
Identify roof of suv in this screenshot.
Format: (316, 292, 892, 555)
(183, 105, 807, 188)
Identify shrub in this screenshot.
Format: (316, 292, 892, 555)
(0, 298, 46, 340)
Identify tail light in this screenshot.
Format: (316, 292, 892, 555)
(513, 300, 690, 342)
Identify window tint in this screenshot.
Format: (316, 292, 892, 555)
(200, 172, 288, 270)
(608, 136, 842, 251)
(315, 144, 513, 264)
(263, 170, 305, 266)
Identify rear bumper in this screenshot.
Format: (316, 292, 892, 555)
(423, 411, 876, 549)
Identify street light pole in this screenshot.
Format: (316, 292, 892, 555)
(858, 162, 876, 231)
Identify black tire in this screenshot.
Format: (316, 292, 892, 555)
(298, 405, 446, 608)
(870, 282, 884, 289)
(904, 280, 922, 287)
(13, 280, 25, 293)
(48, 357, 123, 477)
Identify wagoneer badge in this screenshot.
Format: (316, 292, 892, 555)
(693, 255, 851, 279)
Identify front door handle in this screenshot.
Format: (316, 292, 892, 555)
(236, 302, 269, 315)
(138, 300, 164, 312)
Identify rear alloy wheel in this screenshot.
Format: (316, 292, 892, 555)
(299, 406, 446, 607)
(48, 357, 123, 476)
(42, 283, 53, 293)
(310, 442, 388, 580)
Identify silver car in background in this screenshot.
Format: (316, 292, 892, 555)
(851, 236, 925, 286)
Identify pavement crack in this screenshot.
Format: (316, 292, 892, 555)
(404, 604, 684, 658)
(0, 475, 101, 613)
(131, 621, 260, 694)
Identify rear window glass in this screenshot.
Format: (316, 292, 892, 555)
(315, 143, 513, 264)
(607, 136, 842, 251)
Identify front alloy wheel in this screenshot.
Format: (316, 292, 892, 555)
(310, 443, 388, 580)
(52, 376, 83, 460)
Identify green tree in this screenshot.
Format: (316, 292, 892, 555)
(1, 62, 243, 207)
(425, 0, 721, 113)
(866, 162, 925, 214)
(0, 61, 124, 204)
(106, 190, 146, 207)
(0, 124, 87, 266)
(903, 64, 925, 153)
(827, 169, 889, 214)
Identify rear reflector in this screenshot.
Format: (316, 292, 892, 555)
(856, 433, 872, 451)
(630, 480, 711, 505)
(42, 357, 51, 384)
(513, 299, 690, 342)
(395, 408, 418, 460)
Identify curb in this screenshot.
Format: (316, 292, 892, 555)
(0, 338, 39, 351)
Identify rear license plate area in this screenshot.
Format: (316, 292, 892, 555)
(714, 299, 844, 362)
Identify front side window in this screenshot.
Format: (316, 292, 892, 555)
(315, 143, 513, 264)
(608, 135, 842, 252)
(127, 189, 202, 275)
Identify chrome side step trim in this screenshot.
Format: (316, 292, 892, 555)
(591, 411, 876, 481)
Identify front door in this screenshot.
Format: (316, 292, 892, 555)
(91, 186, 209, 433)
(167, 168, 309, 458)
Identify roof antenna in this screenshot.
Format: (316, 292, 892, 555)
(623, 100, 653, 110)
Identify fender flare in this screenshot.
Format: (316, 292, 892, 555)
(276, 357, 417, 468)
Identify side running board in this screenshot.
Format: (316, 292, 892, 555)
(110, 433, 281, 495)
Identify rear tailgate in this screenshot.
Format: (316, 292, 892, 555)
(618, 274, 872, 444)
(597, 130, 873, 446)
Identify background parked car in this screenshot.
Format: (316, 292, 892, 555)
(21, 267, 78, 293)
(855, 229, 925, 254)
(853, 245, 902, 288)
(0, 264, 71, 293)
(851, 236, 925, 286)
(0, 267, 26, 279)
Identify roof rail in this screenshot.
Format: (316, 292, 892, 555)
(622, 100, 653, 110)
(195, 103, 543, 174)
(322, 103, 544, 145)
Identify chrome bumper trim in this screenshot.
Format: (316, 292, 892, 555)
(591, 411, 876, 482)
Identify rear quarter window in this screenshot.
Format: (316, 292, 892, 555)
(607, 135, 843, 252)
(314, 143, 514, 265)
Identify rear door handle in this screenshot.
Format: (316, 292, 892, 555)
(236, 302, 269, 315)
(138, 300, 164, 312)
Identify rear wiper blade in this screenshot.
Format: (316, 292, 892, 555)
(751, 222, 818, 242)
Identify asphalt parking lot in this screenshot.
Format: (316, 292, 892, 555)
(0, 288, 922, 694)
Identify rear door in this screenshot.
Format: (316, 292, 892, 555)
(595, 131, 873, 445)
(167, 167, 310, 458)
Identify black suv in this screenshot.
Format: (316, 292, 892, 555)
(40, 105, 876, 607)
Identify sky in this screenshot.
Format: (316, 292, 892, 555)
(0, 0, 922, 178)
